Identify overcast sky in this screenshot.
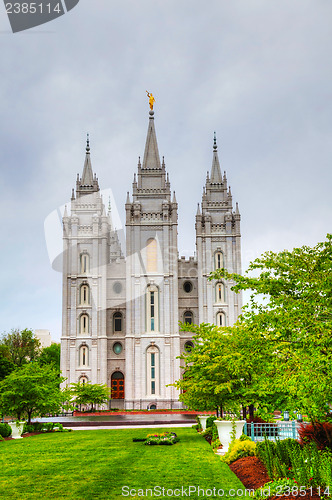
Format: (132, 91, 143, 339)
(0, 0, 331, 342)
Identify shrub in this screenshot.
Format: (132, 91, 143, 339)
(254, 478, 299, 499)
(298, 421, 332, 450)
(222, 438, 256, 464)
(255, 439, 276, 479)
(0, 423, 11, 438)
(206, 415, 216, 429)
(195, 416, 202, 432)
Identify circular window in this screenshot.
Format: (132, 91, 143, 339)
(183, 281, 193, 293)
(184, 341, 194, 352)
(113, 342, 123, 355)
(113, 282, 122, 294)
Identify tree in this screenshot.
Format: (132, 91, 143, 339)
(0, 363, 65, 423)
(0, 345, 15, 381)
(210, 234, 332, 422)
(71, 382, 110, 411)
(173, 321, 277, 419)
(0, 329, 41, 367)
(38, 343, 61, 373)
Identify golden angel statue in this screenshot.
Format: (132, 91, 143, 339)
(146, 91, 155, 110)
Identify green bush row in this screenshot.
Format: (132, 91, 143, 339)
(256, 437, 332, 489)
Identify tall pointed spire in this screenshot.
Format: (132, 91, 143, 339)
(76, 133, 99, 196)
(210, 132, 222, 183)
(81, 133, 94, 185)
(142, 111, 161, 169)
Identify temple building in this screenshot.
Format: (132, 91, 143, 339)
(60, 107, 242, 409)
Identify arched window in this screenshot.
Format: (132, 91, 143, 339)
(80, 376, 88, 385)
(80, 253, 90, 274)
(79, 284, 90, 305)
(79, 313, 89, 334)
(146, 285, 159, 333)
(147, 345, 159, 396)
(214, 251, 224, 270)
(113, 312, 123, 332)
(216, 312, 226, 327)
(146, 238, 157, 272)
(184, 341, 194, 352)
(215, 282, 225, 303)
(79, 345, 89, 366)
(183, 311, 193, 325)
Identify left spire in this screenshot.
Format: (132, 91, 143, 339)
(76, 133, 100, 195)
(81, 133, 94, 185)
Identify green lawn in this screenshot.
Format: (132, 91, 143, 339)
(0, 427, 245, 499)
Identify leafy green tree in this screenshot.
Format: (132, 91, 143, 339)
(0, 363, 65, 423)
(71, 382, 110, 412)
(174, 322, 277, 419)
(0, 329, 41, 367)
(0, 346, 15, 381)
(210, 234, 332, 422)
(38, 343, 60, 373)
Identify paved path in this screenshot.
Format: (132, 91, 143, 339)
(66, 423, 194, 430)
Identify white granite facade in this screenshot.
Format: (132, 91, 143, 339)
(60, 113, 242, 409)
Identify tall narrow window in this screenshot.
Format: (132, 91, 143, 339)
(147, 345, 159, 396)
(80, 253, 90, 274)
(79, 314, 89, 334)
(216, 282, 225, 303)
(146, 286, 159, 333)
(80, 284, 90, 305)
(214, 251, 224, 270)
(183, 311, 193, 325)
(216, 312, 226, 327)
(79, 345, 89, 366)
(113, 312, 123, 332)
(146, 238, 157, 272)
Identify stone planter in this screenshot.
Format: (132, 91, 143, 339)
(198, 415, 210, 431)
(214, 420, 246, 454)
(8, 421, 25, 439)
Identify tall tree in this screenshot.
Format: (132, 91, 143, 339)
(0, 346, 15, 381)
(210, 234, 332, 422)
(71, 382, 110, 412)
(0, 329, 41, 367)
(38, 343, 61, 373)
(0, 363, 65, 423)
(173, 322, 276, 418)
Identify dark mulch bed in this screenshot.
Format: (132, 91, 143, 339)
(229, 456, 321, 499)
(229, 456, 270, 490)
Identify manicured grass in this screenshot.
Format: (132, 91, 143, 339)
(0, 427, 245, 499)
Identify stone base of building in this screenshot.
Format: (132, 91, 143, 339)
(123, 399, 184, 411)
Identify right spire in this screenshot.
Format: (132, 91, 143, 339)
(210, 132, 223, 184)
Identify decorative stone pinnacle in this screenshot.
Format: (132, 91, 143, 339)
(86, 133, 90, 153)
(213, 131, 217, 151)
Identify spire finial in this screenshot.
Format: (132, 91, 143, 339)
(108, 196, 111, 215)
(86, 133, 90, 154)
(213, 131, 217, 151)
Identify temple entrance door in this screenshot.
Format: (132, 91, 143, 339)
(111, 371, 125, 399)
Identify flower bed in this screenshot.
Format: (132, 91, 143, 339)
(133, 432, 179, 446)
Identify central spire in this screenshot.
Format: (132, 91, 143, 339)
(142, 110, 161, 169)
(210, 132, 222, 183)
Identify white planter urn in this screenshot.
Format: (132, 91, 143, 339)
(214, 420, 246, 454)
(198, 415, 210, 431)
(8, 421, 25, 439)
